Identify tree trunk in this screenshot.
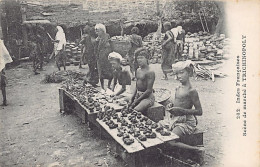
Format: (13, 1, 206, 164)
(214, 1, 226, 35)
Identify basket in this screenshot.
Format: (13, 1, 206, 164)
(110, 40, 131, 57)
(154, 88, 171, 103)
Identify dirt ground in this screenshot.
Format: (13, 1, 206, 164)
(0, 60, 229, 167)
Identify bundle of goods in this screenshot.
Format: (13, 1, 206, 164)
(97, 105, 173, 145)
(41, 70, 86, 83)
(110, 35, 131, 57)
(143, 33, 165, 64)
(65, 42, 82, 66)
(183, 32, 230, 61)
(62, 78, 128, 112)
(62, 79, 103, 111)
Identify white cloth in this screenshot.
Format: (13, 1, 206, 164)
(172, 60, 194, 72)
(177, 26, 182, 34)
(170, 28, 178, 41)
(0, 40, 13, 71)
(108, 52, 123, 62)
(55, 26, 66, 52)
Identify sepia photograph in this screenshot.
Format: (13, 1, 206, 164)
(0, 0, 259, 166)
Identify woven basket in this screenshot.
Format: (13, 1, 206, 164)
(110, 40, 131, 57)
(154, 88, 171, 103)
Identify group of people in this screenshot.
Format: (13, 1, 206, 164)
(0, 21, 204, 156)
(78, 23, 203, 139)
(27, 25, 67, 75)
(79, 24, 143, 90)
(78, 23, 204, 155)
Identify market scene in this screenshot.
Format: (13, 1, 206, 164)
(0, 0, 230, 166)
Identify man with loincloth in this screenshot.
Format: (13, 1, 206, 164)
(128, 48, 155, 115)
(159, 60, 204, 163)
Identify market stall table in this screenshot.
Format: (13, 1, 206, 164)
(59, 87, 181, 167)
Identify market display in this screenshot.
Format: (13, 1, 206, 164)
(97, 104, 173, 146)
(183, 32, 230, 61)
(65, 42, 82, 66)
(142, 31, 230, 63)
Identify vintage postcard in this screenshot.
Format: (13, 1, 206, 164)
(0, 0, 259, 166)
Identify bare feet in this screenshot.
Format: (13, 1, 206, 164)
(1, 101, 7, 106)
(161, 76, 168, 80)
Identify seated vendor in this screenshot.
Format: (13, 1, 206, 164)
(129, 48, 155, 114)
(159, 60, 204, 156)
(108, 52, 131, 97)
(160, 60, 202, 136)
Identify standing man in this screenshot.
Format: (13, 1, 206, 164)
(0, 39, 13, 106)
(127, 26, 142, 80)
(176, 26, 185, 61)
(52, 26, 67, 71)
(129, 48, 155, 115)
(94, 24, 113, 91)
(79, 25, 99, 86)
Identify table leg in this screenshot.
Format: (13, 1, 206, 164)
(59, 89, 65, 113)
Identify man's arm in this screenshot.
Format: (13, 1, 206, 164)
(115, 84, 126, 96)
(168, 90, 202, 116)
(112, 75, 118, 91)
(133, 71, 155, 105)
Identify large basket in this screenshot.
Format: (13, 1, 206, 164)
(110, 40, 131, 57)
(154, 88, 172, 104)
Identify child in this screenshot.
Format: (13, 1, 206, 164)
(160, 60, 202, 136)
(108, 52, 131, 97)
(159, 60, 204, 161)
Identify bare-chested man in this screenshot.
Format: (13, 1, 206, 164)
(159, 60, 204, 163)
(129, 48, 155, 114)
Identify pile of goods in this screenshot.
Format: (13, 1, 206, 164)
(98, 105, 172, 146)
(65, 42, 82, 66)
(110, 35, 131, 59)
(62, 79, 102, 111)
(62, 78, 128, 111)
(41, 70, 86, 83)
(142, 31, 230, 63)
(183, 32, 230, 61)
(143, 33, 165, 64)
(110, 35, 131, 41)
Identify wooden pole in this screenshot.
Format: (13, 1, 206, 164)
(20, 2, 28, 47)
(202, 10, 209, 32)
(198, 12, 205, 32)
(156, 0, 160, 16)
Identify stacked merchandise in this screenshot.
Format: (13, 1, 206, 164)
(65, 42, 82, 66)
(183, 32, 230, 61)
(110, 35, 132, 64)
(143, 33, 165, 64)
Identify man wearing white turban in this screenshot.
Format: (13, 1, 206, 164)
(53, 26, 67, 71)
(108, 52, 131, 96)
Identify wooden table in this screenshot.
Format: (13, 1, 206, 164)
(59, 88, 180, 167)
